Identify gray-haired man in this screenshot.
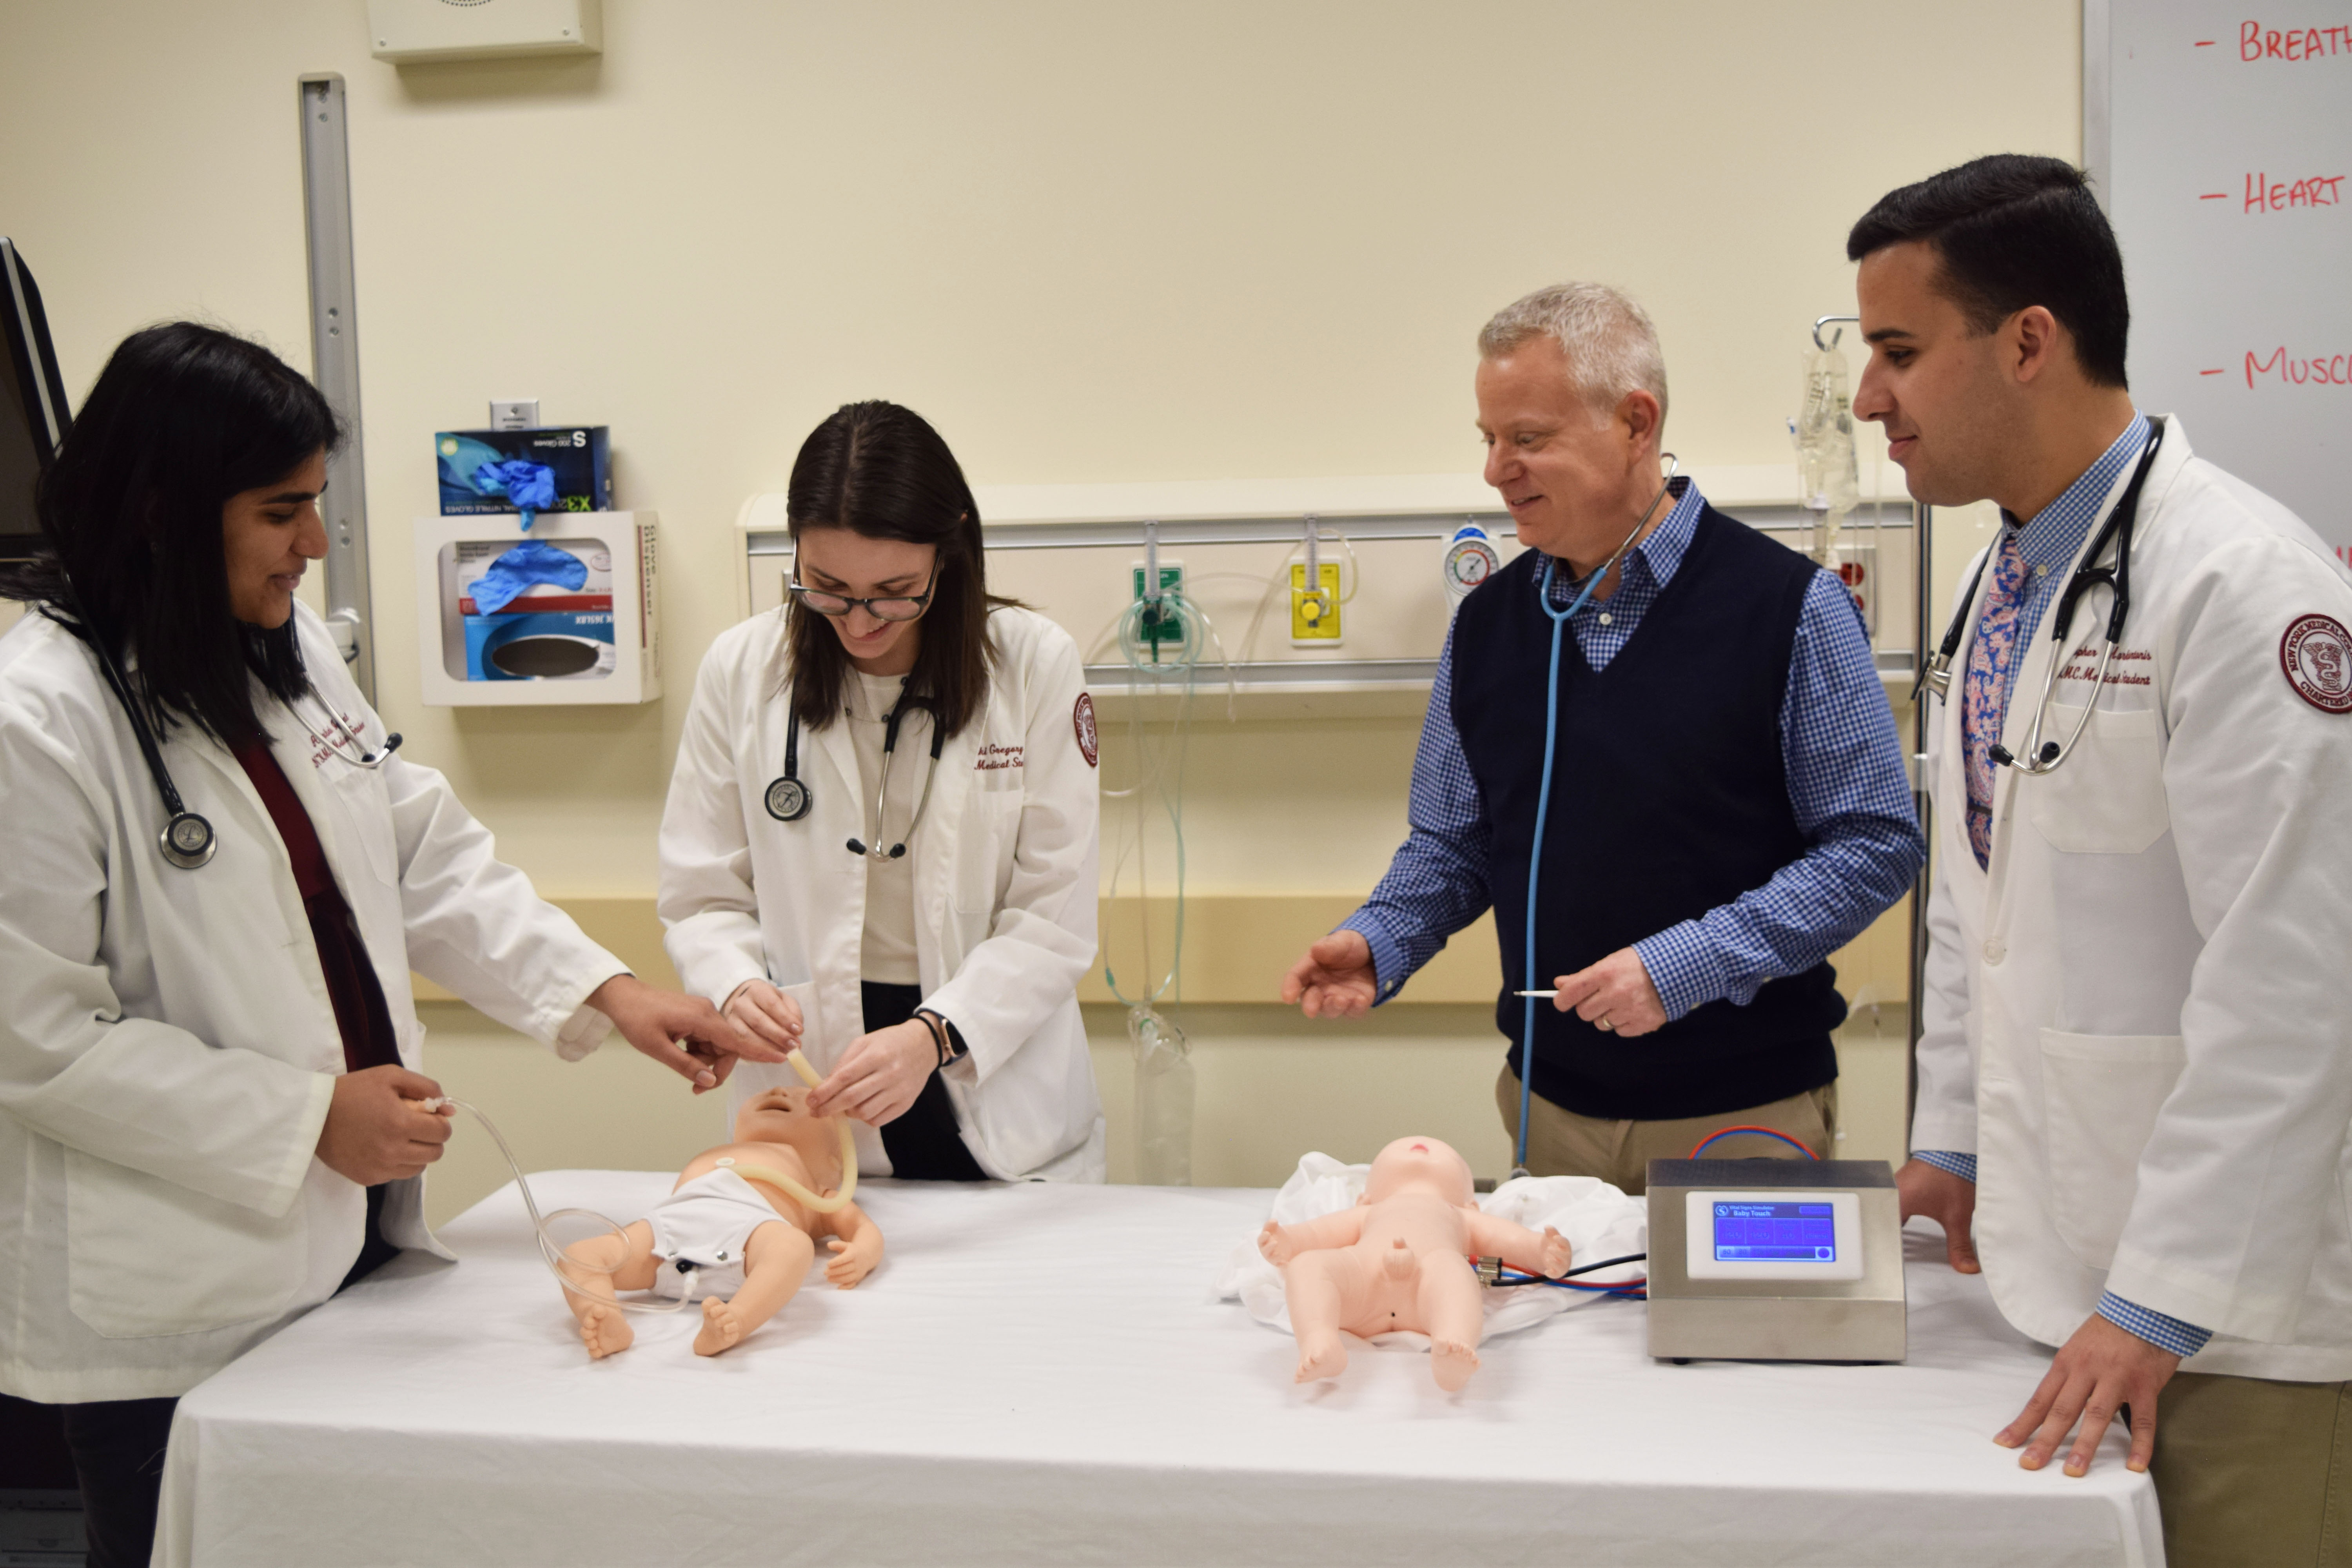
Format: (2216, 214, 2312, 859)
(1281, 283, 1923, 1188)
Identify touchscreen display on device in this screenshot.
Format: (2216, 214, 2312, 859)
(1683, 1191, 1864, 1281)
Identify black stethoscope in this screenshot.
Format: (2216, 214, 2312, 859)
(1915, 417, 2165, 778)
(764, 690, 946, 860)
(51, 593, 401, 871)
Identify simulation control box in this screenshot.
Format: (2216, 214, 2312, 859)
(1645, 1158, 1906, 1364)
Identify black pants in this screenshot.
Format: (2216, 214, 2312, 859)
(59, 1396, 176, 1568)
(54, 1183, 399, 1568)
(862, 982, 988, 1182)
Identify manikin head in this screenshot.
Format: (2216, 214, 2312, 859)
(1360, 1136, 1476, 1207)
(732, 1084, 845, 1182)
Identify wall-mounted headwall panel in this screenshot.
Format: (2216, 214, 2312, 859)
(2092, 0, 2352, 555)
(739, 469, 1918, 699)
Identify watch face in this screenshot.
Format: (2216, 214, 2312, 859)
(764, 776, 809, 822)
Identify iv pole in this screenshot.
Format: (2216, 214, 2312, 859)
(1813, 314, 1933, 1129)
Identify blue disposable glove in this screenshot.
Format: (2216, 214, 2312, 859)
(469, 540, 588, 614)
(471, 459, 559, 529)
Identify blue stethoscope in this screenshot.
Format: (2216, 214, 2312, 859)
(1512, 455, 1679, 1176)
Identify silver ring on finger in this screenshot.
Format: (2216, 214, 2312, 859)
(1596, 1016, 1615, 1032)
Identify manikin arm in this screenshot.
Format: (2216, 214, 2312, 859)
(820, 1200, 884, 1289)
(1465, 1210, 1572, 1278)
(1258, 1207, 1368, 1267)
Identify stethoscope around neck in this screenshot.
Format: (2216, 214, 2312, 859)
(1914, 416, 2165, 779)
(764, 688, 946, 860)
(49, 588, 400, 871)
(1510, 454, 1680, 1177)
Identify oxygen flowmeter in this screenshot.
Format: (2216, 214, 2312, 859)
(1289, 515, 1342, 646)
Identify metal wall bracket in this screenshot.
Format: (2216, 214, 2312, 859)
(298, 73, 376, 701)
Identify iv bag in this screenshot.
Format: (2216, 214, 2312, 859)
(1131, 1005, 1194, 1186)
(1796, 343, 1862, 565)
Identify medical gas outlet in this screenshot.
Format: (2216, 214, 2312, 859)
(1130, 559, 1187, 657)
(1290, 518, 1343, 647)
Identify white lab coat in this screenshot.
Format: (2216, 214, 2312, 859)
(659, 604, 1104, 1181)
(1912, 417, 2352, 1379)
(0, 603, 628, 1403)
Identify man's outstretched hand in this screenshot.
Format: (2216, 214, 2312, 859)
(1281, 931, 1380, 1019)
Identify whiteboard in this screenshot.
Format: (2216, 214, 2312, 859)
(2092, 0, 2351, 556)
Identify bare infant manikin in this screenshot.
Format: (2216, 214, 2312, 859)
(561, 1080, 882, 1358)
(1257, 1136, 1570, 1390)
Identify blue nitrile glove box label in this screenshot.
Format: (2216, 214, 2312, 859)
(436, 426, 612, 517)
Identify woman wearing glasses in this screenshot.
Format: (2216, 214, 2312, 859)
(661, 400, 1105, 1182)
(0, 323, 770, 1566)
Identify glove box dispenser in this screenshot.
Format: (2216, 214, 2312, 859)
(414, 511, 659, 706)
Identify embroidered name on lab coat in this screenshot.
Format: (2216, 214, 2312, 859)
(975, 743, 1025, 771)
(2057, 646, 2154, 688)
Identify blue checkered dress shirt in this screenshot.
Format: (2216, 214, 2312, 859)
(1338, 477, 1922, 1020)
(1914, 415, 2207, 1359)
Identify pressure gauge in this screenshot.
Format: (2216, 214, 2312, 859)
(1442, 523, 1500, 605)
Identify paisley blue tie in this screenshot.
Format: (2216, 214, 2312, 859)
(1962, 530, 2029, 869)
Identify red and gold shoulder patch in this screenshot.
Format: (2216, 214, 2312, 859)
(2280, 613, 2352, 714)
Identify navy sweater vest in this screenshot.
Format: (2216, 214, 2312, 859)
(1450, 503, 1845, 1121)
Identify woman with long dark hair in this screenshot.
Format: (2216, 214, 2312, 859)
(661, 400, 1104, 1182)
(0, 323, 771, 1566)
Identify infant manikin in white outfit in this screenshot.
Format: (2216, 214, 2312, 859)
(558, 1081, 882, 1357)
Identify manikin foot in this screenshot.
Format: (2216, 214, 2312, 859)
(578, 1302, 633, 1360)
(694, 1296, 746, 1357)
(1295, 1333, 1348, 1383)
(1430, 1338, 1480, 1392)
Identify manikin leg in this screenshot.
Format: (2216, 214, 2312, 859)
(1282, 1250, 1368, 1383)
(1417, 1255, 1486, 1392)
(563, 1220, 659, 1359)
(694, 1221, 817, 1356)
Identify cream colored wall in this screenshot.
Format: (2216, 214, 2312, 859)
(0, 2, 2077, 1224)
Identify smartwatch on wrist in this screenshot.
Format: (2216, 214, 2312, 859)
(913, 1007, 966, 1069)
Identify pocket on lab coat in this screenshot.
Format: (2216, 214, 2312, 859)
(952, 795, 1023, 914)
(319, 763, 400, 886)
(2027, 704, 2169, 855)
(2038, 1028, 2186, 1270)
(64, 1147, 310, 1338)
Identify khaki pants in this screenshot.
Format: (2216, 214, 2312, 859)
(2151, 1372, 2352, 1567)
(1494, 1066, 1837, 1195)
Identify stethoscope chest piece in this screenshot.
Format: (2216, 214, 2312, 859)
(764, 775, 810, 823)
(160, 811, 217, 870)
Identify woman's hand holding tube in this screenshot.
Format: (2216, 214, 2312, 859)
(589, 974, 786, 1093)
(806, 1020, 936, 1126)
(722, 979, 805, 1056)
(317, 1065, 455, 1185)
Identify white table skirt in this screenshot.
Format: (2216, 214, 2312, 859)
(156, 1173, 2161, 1567)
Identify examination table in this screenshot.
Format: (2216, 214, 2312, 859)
(155, 1174, 2163, 1566)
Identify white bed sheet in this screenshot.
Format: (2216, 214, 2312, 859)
(156, 1173, 2162, 1567)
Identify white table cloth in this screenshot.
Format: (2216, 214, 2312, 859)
(156, 1174, 2161, 1566)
